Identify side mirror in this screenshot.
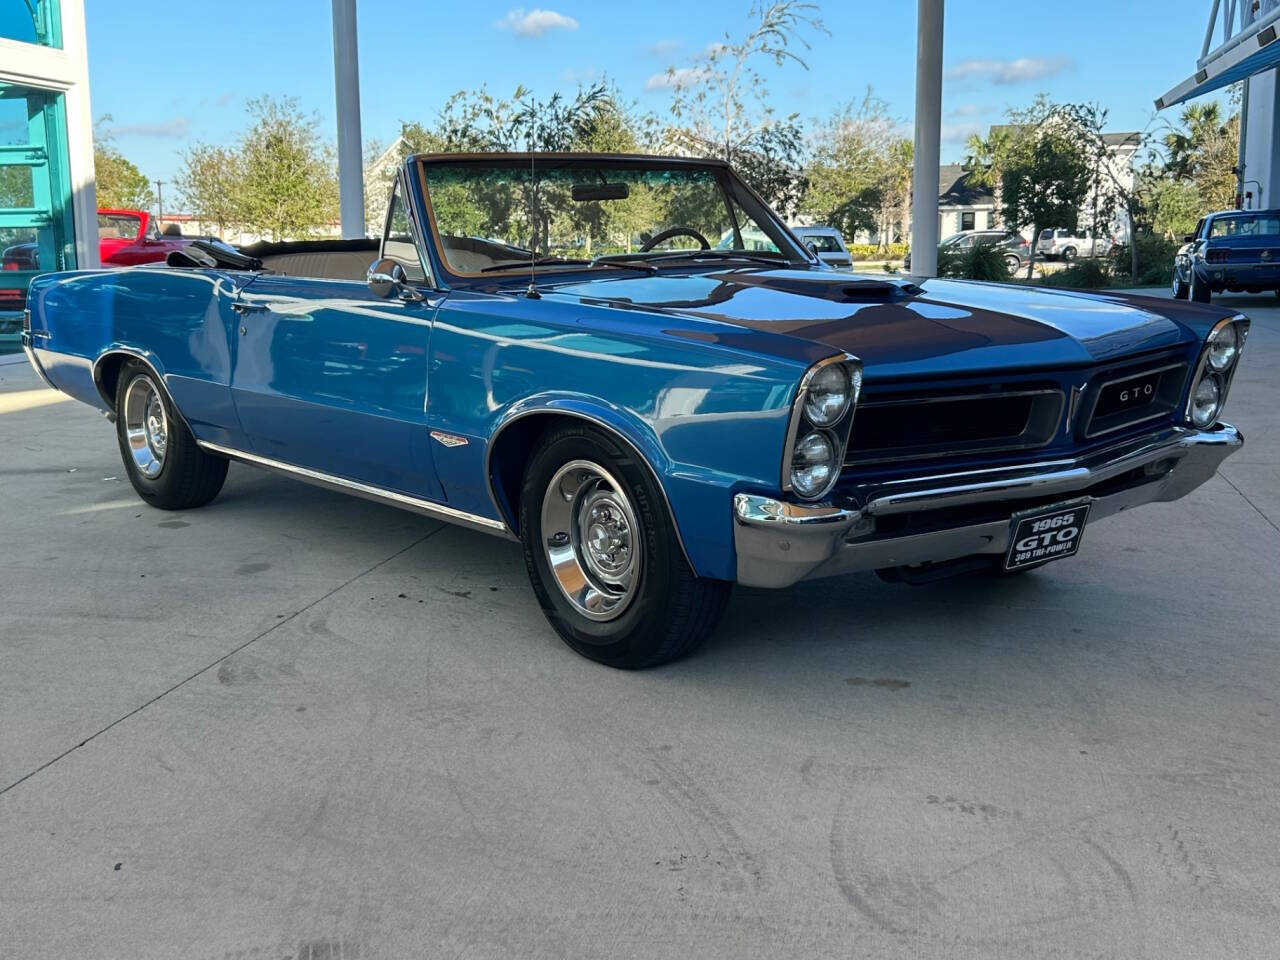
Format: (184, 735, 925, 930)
(1184, 234, 1195, 243)
(367, 257, 423, 301)
(805, 240, 819, 256)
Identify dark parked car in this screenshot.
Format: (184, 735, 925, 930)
(904, 230, 1030, 272)
(1173, 210, 1280, 302)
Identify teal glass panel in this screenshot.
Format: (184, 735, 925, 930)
(0, 0, 62, 48)
(1, 81, 76, 353)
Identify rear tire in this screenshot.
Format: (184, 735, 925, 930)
(519, 424, 730, 668)
(1190, 271, 1211, 303)
(1061, 246, 1078, 262)
(115, 361, 227, 510)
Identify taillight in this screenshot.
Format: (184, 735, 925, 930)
(1206, 249, 1228, 263)
(2, 261, 18, 271)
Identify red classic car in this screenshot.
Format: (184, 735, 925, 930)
(2, 209, 197, 274)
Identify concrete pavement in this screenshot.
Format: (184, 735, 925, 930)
(1, 293, 1278, 959)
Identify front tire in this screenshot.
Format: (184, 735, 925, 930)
(519, 424, 730, 668)
(1172, 267, 1189, 299)
(115, 361, 227, 510)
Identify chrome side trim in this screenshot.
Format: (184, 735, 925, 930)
(483, 407, 693, 569)
(197, 440, 515, 540)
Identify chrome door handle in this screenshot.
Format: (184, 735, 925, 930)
(232, 302, 268, 314)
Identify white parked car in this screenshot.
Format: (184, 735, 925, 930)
(792, 225, 853, 270)
(1036, 228, 1115, 261)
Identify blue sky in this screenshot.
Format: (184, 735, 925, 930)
(80, 0, 1227, 195)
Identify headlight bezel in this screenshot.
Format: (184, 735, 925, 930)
(1185, 315, 1249, 429)
(781, 353, 862, 501)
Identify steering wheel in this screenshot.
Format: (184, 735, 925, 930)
(640, 227, 711, 252)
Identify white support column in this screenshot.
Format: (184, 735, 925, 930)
(332, 0, 365, 239)
(910, 0, 944, 277)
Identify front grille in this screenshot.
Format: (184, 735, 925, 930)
(846, 388, 1064, 464)
(1079, 359, 1187, 439)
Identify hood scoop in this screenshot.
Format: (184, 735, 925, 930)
(713, 270, 923, 303)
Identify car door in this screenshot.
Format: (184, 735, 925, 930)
(228, 186, 445, 501)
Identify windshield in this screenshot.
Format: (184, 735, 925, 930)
(1209, 215, 1280, 238)
(419, 157, 799, 276)
(97, 213, 141, 241)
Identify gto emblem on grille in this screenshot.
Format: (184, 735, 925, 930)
(430, 431, 469, 448)
(1262, 250, 1273, 262)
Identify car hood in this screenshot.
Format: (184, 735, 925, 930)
(546, 268, 1199, 379)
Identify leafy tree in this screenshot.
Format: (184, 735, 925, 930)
(1163, 101, 1239, 211)
(801, 93, 906, 243)
(237, 96, 338, 241)
(666, 1, 825, 161)
(175, 144, 245, 240)
(1145, 176, 1201, 240)
(662, 1, 825, 214)
(999, 126, 1091, 279)
(92, 119, 154, 210)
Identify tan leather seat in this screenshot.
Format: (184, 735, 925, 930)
(258, 250, 376, 282)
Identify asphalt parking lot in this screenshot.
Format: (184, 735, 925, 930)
(2, 291, 1278, 959)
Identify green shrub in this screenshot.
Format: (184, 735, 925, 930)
(1110, 232, 1179, 286)
(847, 242, 908, 261)
(938, 242, 1012, 282)
(1039, 258, 1113, 288)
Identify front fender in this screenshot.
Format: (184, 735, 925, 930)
(484, 392, 743, 580)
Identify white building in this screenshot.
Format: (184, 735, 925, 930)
(0, 0, 96, 351)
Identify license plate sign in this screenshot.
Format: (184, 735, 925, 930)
(1004, 501, 1091, 572)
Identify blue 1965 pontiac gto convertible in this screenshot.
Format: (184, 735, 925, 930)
(22, 153, 1249, 667)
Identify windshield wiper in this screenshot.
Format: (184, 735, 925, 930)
(481, 257, 657, 275)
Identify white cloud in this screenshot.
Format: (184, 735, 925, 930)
(104, 117, 190, 138)
(941, 122, 983, 144)
(647, 38, 680, 57)
(495, 8, 579, 37)
(644, 66, 709, 91)
(945, 56, 1074, 86)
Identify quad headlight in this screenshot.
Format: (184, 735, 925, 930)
(803, 361, 861, 426)
(1186, 316, 1249, 429)
(1206, 321, 1239, 371)
(1189, 374, 1223, 428)
(782, 355, 862, 500)
(790, 431, 837, 498)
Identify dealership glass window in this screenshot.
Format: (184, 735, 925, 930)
(0, 82, 76, 352)
(0, 0, 62, 47)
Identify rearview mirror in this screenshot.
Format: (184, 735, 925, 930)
(367, 258, 423, 301)
(571, 183, 629, 201)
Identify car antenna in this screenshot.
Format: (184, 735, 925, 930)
(525, 150, 540, 300)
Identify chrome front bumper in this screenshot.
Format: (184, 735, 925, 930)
(733, 423, 1243, 588)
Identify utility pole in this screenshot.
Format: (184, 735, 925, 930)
(910, 0, 944, 277)
(154, 180, 165, 225)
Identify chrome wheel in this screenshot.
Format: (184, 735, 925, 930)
(540, 459, 642, 622)
(123, 375, 168, 479)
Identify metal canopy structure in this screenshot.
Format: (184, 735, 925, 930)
(1157, 0, 1280, 108)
